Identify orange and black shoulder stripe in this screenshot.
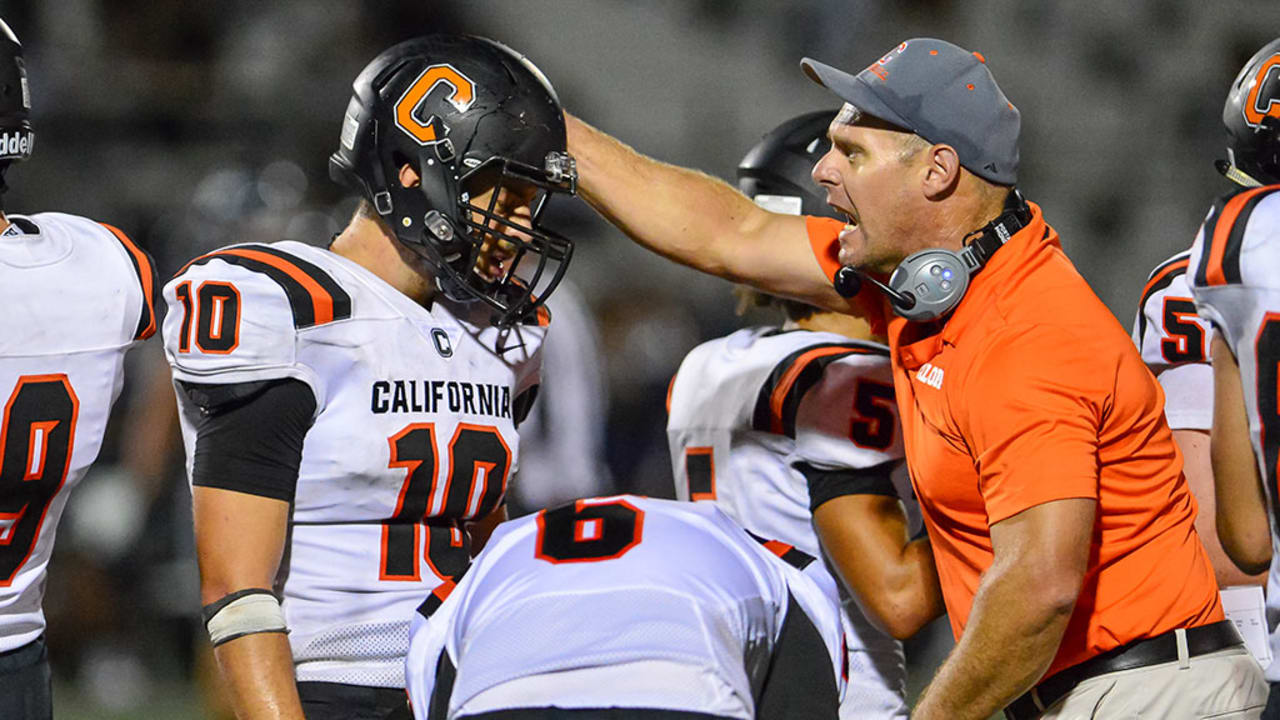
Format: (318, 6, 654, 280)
(1134, 252, 1191, 342)
(1194, 185, 1280, 288)
(101, 223, 158, 341)
(751, 341, 889, 438)
(414, 577, 458, 619)
(179, 244, 352, 328)
(745, 530, 816, 570)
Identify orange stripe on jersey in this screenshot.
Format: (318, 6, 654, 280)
(1205, 187, 1270, 286)
(763, 539, 795, 559)
(101, 223, 157, 340)
(1139, 258, 1189, 304)
(215, 247, 337, 325)
(769, 346, 867, 434)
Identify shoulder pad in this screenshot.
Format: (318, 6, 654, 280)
(751, 340, 889, 438)
(165, 245, 340, 382)
(1192, 185, 1280, 288)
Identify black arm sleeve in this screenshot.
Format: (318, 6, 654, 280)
(798, 458, 901, 512)
(178, 378, 317, 503)
(755, 591, 840, 720)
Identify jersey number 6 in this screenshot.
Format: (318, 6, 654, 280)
(534, 498, 644, 564)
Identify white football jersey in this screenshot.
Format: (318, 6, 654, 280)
(0, 213, 155, 653)
(1188, 184, 1280, 680)
(163, 241, 544, 688)
(666, 326, 913, 718)
(1132, 250, 1214, 431)
(405, 496, 845, 720)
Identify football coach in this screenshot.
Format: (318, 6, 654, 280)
(565, 38, 1265, 719)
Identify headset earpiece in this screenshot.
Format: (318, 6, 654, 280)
(833, 190, 1030, 322)
(885, 249, 973, 322)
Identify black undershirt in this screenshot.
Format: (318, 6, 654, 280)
(179, 378, 316, 503)
(798, 458, 901, 512)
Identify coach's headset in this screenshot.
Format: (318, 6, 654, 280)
(833, 189, 1030, 322)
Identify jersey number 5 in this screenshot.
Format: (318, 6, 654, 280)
(0, 375, 78, 586)
(1161, 297, 1207, 363)
(850, 379, 896, 450)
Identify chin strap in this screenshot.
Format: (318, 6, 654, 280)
(1216, 159, 1264, 188)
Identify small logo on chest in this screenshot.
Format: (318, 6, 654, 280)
(431, 328, 453, 358)
(916, 363, 944, 390)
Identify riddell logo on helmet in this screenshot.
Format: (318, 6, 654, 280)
(0, 131, 31, 157)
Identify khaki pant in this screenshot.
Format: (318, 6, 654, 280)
(1040, 645, 1266, 719)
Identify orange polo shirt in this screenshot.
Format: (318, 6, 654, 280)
(807, 206, 1222, 679)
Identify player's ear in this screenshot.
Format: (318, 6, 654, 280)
(921, 144, 961, 200)
(398, 164, 421, 189)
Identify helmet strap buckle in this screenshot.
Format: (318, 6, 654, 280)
(435, 138, 456, 164)
(373, 190, 393, 215)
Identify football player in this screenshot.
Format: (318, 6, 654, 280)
(666, 111, 942, 718)
(1132, 250, 1267, 588)
(405, 495, 845, 720)
(163, 35, 577, 719)
(0, 19, 158, 720)
(1187, 37, 1280, 715)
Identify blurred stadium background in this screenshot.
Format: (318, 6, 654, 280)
(6, 1, 1279, 716)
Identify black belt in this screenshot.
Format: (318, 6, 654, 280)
(1004, 620, 1244, 720)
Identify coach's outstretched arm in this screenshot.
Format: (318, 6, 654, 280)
(566, 113, 846, 310)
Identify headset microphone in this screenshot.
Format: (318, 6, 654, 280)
(830, 190, 1031, 322)
(834, 265, 917, 311)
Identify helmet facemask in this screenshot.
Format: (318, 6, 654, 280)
(417, 151, 576, 326)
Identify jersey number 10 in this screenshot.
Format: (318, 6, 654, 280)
(381, 422, 511, 582)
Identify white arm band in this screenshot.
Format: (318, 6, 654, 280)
(203, 588, 288, 647)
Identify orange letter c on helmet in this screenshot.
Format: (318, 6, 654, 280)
(394, 64, 477, 145)
(1244, 54, 1280, 127)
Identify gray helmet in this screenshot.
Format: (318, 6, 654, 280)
(1223, 38, 1280, 185)
(329, 34, 576, 325)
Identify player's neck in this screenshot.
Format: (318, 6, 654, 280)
(0, 212, 9, 234)
(330, 213, 437, 307)
(788, 312, 882, 343)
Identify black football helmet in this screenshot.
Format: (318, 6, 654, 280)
(0, 18, 33, 197)
(330, 34, 575, 325)
(1222, 38, 1280, 186)
(737, 110, 840, 218)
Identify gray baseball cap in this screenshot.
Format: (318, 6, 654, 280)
(801, 38, 1020, 185)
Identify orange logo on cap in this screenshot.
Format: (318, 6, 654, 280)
(867, 41, 910, 81)
(1244, 54, 1280, 128)
(394, 64, 477, 145)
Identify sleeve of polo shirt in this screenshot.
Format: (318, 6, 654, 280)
(806, 216, 844, 283)
(959, 325, 1108, 523)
